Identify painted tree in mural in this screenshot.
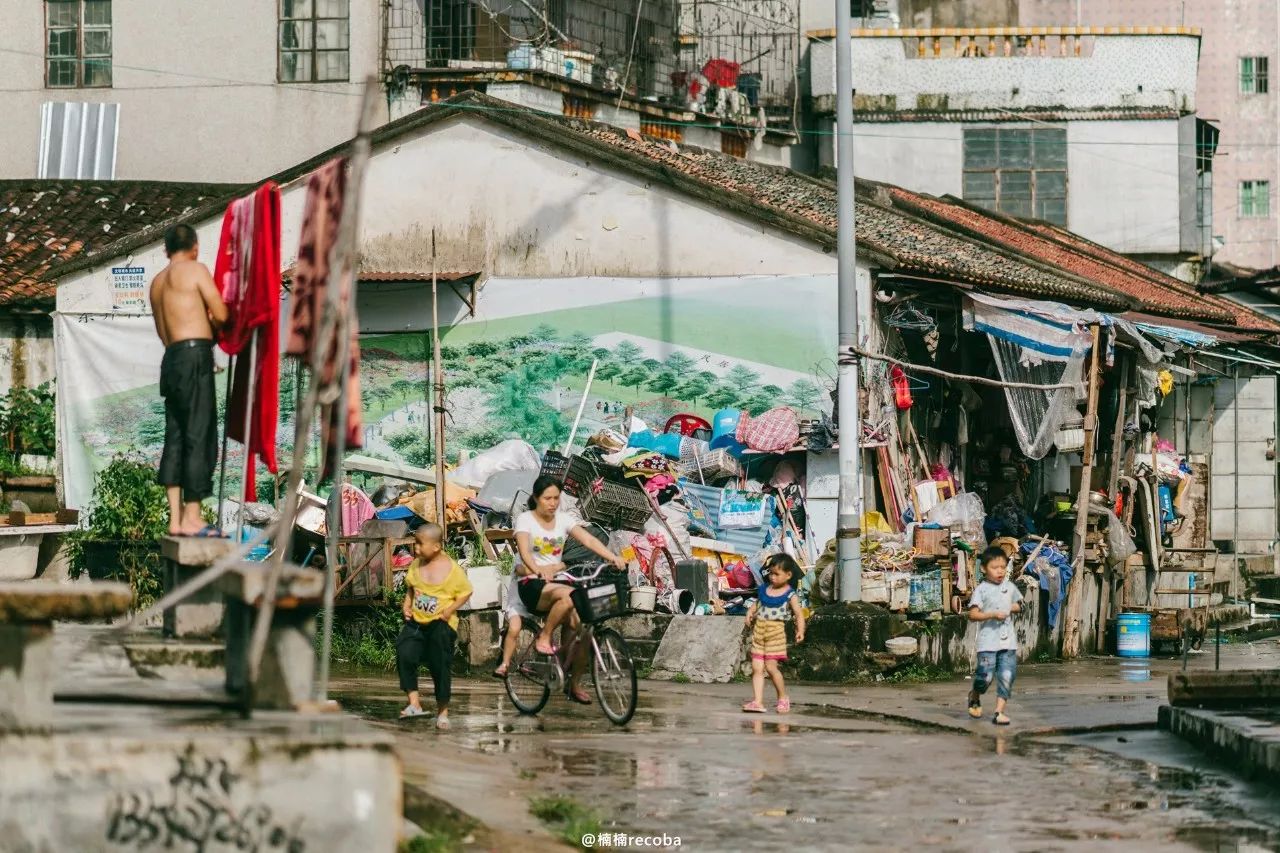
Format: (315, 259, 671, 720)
(596, 361, 622, 387)
(647, 371, 680, 397)
(740, 391, 775, 416)
(676, 376, 711, 405)
(465, 340, 499, 359)
(786, 378, 823, 413)
(486, 363, 568, 449)
(664, 351, 696, 375)
(613, 340, 643, 365)
(620, 366, 650, 394)
(137, 400, 166, 447)
(725, 364, 762, 393)
(705, 385, 739, 411)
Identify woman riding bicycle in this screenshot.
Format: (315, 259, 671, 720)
(514, 474, 626, 704)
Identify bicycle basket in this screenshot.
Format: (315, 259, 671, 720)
(571, 575, 630, 623)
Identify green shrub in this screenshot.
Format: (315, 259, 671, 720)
(67, 454, 169, 608)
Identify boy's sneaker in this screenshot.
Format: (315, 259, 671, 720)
(967, 692, 982, 719)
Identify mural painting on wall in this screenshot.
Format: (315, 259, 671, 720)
(60, 277, 835, 506)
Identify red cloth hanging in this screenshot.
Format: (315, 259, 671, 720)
(287, 158, 362, 476)
(214, 182, 282, 501)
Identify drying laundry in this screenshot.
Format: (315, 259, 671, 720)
(287, 158, 363, 471)
(214, 181, 282, 500)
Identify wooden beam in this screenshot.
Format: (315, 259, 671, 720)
(1064, 324, 1102, 659)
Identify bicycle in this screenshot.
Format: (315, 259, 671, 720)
(504, 564, 639, 726)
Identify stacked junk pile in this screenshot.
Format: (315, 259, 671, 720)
(322, 405, 827, 628)
(821, 287, 1251, 658)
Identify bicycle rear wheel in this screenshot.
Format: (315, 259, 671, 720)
(591, 627, 638, 726)
(505, 623, 551, 715)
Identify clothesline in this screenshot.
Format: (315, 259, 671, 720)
(849, 347, 1078, 391)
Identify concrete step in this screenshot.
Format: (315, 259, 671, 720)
(1168, 668, 1280, 707)
(1158, 705, 1280, 785)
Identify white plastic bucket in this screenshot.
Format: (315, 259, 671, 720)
(630, 586, 657, 612)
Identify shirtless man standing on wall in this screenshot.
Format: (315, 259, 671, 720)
(149, 224, 228, 536)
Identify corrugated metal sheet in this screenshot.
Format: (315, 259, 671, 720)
(679, 480, 782, 555)
(39, 102, 119, 179)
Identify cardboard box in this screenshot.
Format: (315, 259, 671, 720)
(912, 526, 952, 558)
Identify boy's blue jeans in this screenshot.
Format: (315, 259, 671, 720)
(972, 649, 1017, 700)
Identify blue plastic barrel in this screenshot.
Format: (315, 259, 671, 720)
(1116, 612, 1151, 658)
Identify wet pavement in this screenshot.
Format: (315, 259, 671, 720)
(331, 635, 1280, 851)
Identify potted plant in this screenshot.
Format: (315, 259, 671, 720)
(67, 455, 170, 608)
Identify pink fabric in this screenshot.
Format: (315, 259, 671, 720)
(736, 407, 800, 453)
(340, 483, 375, 536)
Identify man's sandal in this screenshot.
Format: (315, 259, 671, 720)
(993, 712, 1011, 726)
(967, 693, 983, 719)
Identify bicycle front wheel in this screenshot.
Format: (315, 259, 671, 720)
(505, 623, 551, 715)
(591, 626, 638, 726)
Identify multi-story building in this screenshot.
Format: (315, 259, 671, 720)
(0, 0, 383, 183)
(0, 0, 802, 182)
(803, 0, 1279, 273)
(1018, 1, 1279, 272)
(806, 26, 1213, 279)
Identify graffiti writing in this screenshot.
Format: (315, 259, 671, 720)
(105, 745, 306, 853)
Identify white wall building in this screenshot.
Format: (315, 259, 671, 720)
(807, 27, 1211, 277)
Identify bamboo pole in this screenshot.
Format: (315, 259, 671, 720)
(1063, 324, 1102, 659)
(431, 229, 447, 529)
(246, 79, 381, 708)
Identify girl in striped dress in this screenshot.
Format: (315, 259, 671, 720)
(742, 554, 806, 714)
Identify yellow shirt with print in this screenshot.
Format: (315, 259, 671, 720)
(405, 559, 472, 631)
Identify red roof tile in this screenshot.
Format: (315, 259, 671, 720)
(887, 188, 1232, 323)
(1020, 220, 1280, 333)
(0, 180, 246, 306)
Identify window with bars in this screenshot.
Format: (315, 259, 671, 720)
(279, 0, 350, 83)
(962, 127, 1068, 226)
(1240, 57, 1269, 94)
(45, 1, 112, 88)
(1239, 180, 1271, 218)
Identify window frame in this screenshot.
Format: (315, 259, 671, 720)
(45, 0, 112, 89)
(962, 126, 1069, 226)
(1239, 180, 1271, 219)
(1240, 56, 1270, 95)
(278, 0, 351, 84)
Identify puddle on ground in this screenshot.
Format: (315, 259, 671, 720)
(334, 678, 1280, 850)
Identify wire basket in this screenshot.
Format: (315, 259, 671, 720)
(540, 450, 570, 483)
(571, 574, 630, 623)
(562, 454, 628, 497)
(577, 479, 653, 532)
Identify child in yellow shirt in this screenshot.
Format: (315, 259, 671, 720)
(396, 523, 472, 727)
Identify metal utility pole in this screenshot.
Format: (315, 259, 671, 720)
(835, 0, 862, 601)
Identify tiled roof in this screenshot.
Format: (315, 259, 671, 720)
(31, 92, 1266, 331)
(45, 93, 1137, 313)
(1020, 220, 1280, 333)
(887, 188, 1233, 323)
(844, 108, 1181, 123)
(0, 180, 245, 306)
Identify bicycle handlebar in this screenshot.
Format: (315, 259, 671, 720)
(553, 562, 613, 584)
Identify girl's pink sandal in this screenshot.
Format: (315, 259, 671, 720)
(776, 698, 791, 714)
(741, 700, 766, 713)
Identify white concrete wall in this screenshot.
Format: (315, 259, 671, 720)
(837, 121, 963, 193)
(828, 117, 1183, 254)
(0, 0, 383, 182)
(0, 317, 54, 396)
(58, 112, 837, 307)
(809, 34, 1198, 112)
(1066, 120, 1183, 254)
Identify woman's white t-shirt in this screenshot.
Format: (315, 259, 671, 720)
(514, 510, 577, 569)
